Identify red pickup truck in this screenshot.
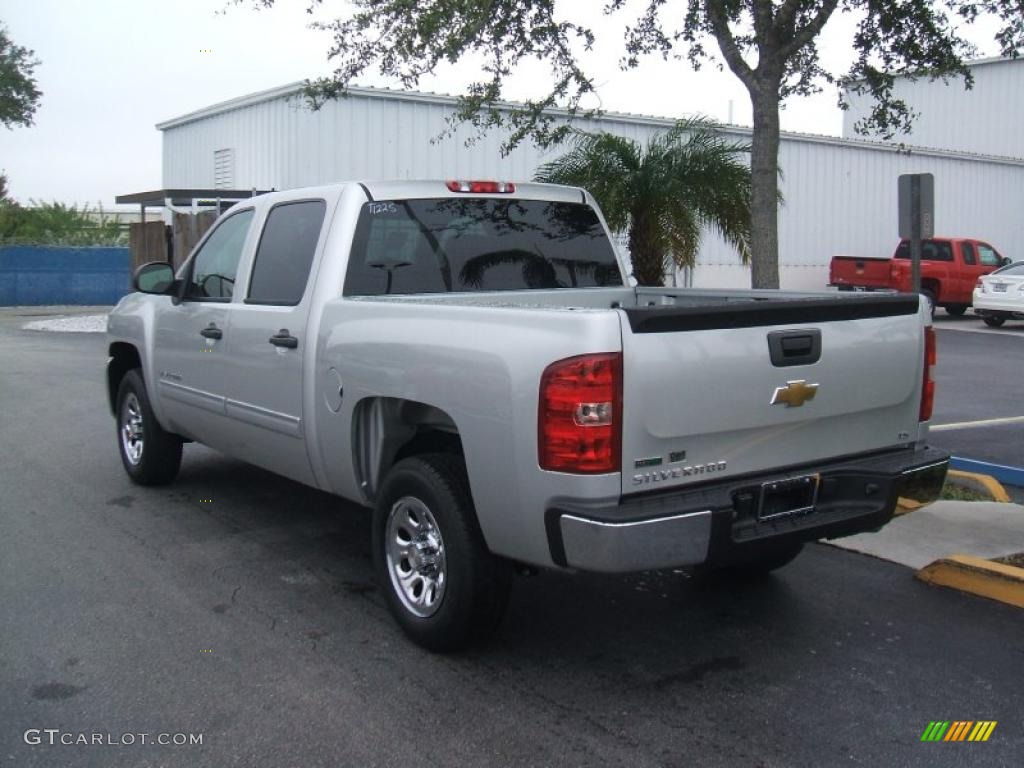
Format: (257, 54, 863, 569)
(830, 238, 1009, 316)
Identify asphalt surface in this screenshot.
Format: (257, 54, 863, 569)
(929, 313, 1024, 474)
(1, 309, 1023, 767)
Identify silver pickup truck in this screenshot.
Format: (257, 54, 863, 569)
(107, 180, 948, 650)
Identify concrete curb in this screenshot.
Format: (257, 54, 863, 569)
(950, 457, 1024, 489)
(916, 554, 1024, 609)
(944, 470, 1011, 503)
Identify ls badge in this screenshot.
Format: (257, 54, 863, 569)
(771, 380, 819, 408)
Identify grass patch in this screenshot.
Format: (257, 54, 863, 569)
(940, 483, 992, 502)
(993, 552, 1024, 568)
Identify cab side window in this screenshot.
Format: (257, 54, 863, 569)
(978, 244, 1001, 267)
(247, 200, 327, 305)
(961, 242, 976, 265)
(185, 209, 255, 300)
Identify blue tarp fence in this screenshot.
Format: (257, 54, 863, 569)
(0, 246, 131, 306)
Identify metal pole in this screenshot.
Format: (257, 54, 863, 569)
(910, 175, 922, 295)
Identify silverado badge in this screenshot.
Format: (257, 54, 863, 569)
(771, 380, 819, 408)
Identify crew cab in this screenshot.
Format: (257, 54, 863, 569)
(830, 237, 1008, 316)
(107, 180, 948, 650)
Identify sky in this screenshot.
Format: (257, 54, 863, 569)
(0, 0, 1004, 207)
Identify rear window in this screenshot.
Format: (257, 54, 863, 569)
(894, 240, 953, 262)
(994, 261, 1024, 276)
(343, 198, 623, 296)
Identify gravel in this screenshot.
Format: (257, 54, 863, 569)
(22, 314, 108, 333)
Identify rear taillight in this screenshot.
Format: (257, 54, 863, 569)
(446, 180, 516, 193)
(920, 326, 936, 421)
(539, 353, 622, 474)
(976, 279, 985, 293)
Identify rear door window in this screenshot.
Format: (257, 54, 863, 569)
(247, 200, 327, 305)
(343, 198, 623, 296)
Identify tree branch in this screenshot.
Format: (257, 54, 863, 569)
(778, 0, 839, 62)
(706, 1, 756, 91)
(751, 0, 774, 43)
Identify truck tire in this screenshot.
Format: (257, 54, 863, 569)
(983, 316, 1006, 327)
(945, 304, 968, 317)
(373, 454, 512, 651)
(115, 369, 182, 485)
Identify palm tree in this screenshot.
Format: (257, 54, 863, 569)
(533, 118, 753, 286)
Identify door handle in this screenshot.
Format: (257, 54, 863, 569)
(269, 329, 298, 349)
(199, 324, 223, 340)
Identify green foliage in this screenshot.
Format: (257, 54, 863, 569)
(0, 23, 42, 129)
(243, 0, 989, 287)
(243, 1, 978, 145)
(940, 483, 992, 502)
(534, 119, 753, 286)
(0, 200, 127, 246)
(955, 1, 1023, 60)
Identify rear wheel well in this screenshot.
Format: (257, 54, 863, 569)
(921, 279, 940, 300)
(353, 397, 465, 504)
(107, 342, 141, 413)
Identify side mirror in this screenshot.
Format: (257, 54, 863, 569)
(133, 262, 175, 294)
(1000, 256, 1012, 267)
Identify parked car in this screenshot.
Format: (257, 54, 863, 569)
(973, 261, 1024, 327)
(830, 238, 1009, 316)
(107, 180, 949, 650)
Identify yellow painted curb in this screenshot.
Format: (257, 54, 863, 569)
(945, 470, 1011, 503)
(894, 497, 923, 515)
(916, 554, 1024, 609)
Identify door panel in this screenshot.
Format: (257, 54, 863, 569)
(222, 305, 313, 484)
(152, 303, 232, 445)
(150, 208, 256, 446)
(219, 199, 327, 486)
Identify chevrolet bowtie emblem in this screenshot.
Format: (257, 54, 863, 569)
(771, 380, 819, 408)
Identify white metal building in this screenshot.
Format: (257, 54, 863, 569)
(843, 57, 1024, 160)
(158, 83, 1024, 289)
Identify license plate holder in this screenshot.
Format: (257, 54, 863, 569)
(994, 283, 1008, 292)
(757, 475, 819, 521)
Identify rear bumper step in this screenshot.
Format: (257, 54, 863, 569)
(547, 446, 948, 573)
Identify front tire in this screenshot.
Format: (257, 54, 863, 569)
(116, 369, 182, 485)
(945, 304, 968, 317)
(983, 315, 1006, 327)
(373, 454, 512, 652)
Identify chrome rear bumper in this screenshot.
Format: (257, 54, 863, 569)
(559, 510, 712, 573)
(550, 446, 949, 573)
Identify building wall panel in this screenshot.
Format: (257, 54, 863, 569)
(843, 59, 1023, 159)
(160, 86, 1024, 289)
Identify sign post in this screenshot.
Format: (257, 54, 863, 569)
(898, 173, 934, 296)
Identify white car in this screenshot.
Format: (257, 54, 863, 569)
(974, 261, 1024, 327)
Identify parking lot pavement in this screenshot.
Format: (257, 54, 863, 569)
(2, 311, 1023, 767)
(929, 319, 1024, 479)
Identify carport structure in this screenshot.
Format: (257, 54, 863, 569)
(115, 187, 270, 269)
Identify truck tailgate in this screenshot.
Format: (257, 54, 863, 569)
(830, 256, 893, 288)
(618, 295, 925, 495)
